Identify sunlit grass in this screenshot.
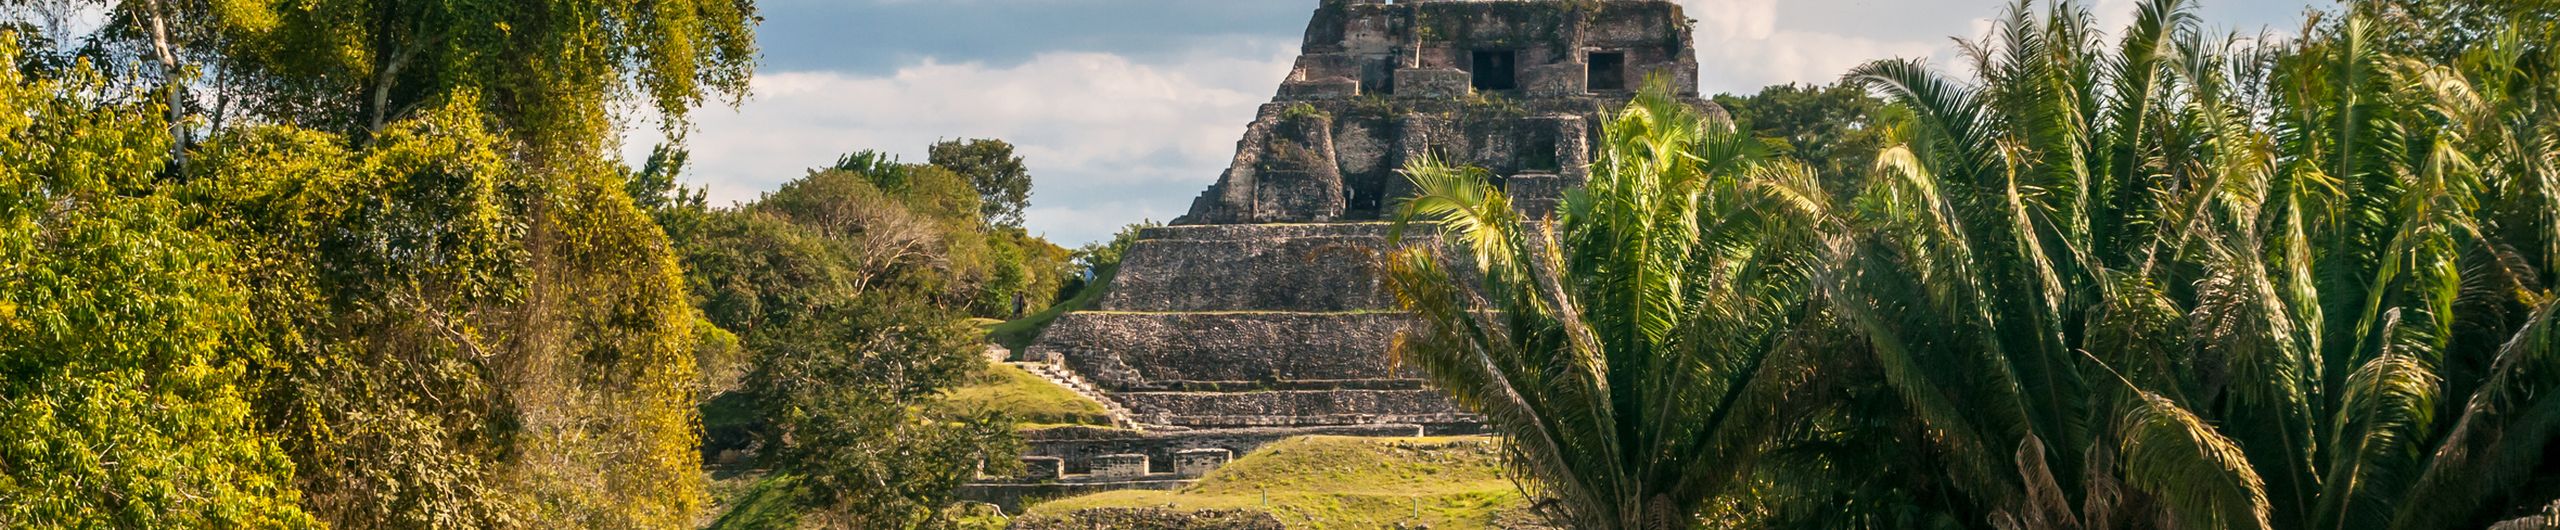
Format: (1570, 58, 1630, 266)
(1018, 436, 1537, 529)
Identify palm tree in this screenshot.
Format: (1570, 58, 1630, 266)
(1836, 2, 2270, 527)
(1381, 83, 1846, 529)
(1839, 0, 2560, 528)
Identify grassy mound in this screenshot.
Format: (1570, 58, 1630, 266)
(1018, 436, 1541, 529)
(936, 362, 1115, 428)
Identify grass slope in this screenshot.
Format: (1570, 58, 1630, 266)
(936, 362, 1115, 427)
(701, 472, 804, 530)
(1018, 436, 1541, 529)
(986, 265, 1117, 351)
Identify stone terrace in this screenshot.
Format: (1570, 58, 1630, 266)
(1027, 223, 1477, 432)
(972, 0, 1712, 505)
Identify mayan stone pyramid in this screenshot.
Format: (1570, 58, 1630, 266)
(1010, 0, 1707, 479)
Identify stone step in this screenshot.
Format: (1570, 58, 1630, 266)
(1111, 389, 1473, 429)
(1031, 311, 1427, 391)
(1096, 223, 1401, 313)
(1008, 361, 1146, 430)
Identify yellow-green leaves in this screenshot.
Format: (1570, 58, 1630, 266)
(0, 35, 313, 528)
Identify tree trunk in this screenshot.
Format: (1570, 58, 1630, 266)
(141, 0, 184, 168)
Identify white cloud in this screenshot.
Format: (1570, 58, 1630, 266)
(625, 42, 1295, 244)
(1679, 0, 1949, 93)
(632, 1, 2309, 245)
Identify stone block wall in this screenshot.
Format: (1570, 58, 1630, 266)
(1093, 454, 1151, 479)
(1114, 389, 1471, 429)
(1019, 424, 1423, 475)
(1038, 311, 1419, 390)
(1094, 224, 1394, 312)
(1185, 0, 1709, 225)
(1019, 456, 1065, 482)
(1395, 68, 1472, 99)
(1174, 449, 1233, 477)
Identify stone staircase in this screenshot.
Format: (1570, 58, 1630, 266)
(1026, 223, 1482, 434)
(1011, 359, 1150, 430)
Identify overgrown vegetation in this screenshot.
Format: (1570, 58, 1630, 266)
(1393, 1, 2560, 529)
(651, 145, 1083, 527)
(987, 220, 1157, 351)
(0, 0, 754, 524)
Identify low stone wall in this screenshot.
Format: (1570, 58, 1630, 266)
(1114, 389, 1469, 428)
(1036, 311, 1423, 390)
(1173, 448, 1232, 476)
(1009, 508, 1284, 530)
(1018, 425, 1422, 475)
(1095, 223, 1400, 312)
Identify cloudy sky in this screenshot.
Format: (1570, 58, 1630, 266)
(627, 0, 2322, 246)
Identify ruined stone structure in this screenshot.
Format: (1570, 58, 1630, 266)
(1179, 0, 1701, 224)
(978, 0, 1709, 500)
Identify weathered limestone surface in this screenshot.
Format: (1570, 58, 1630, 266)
(1027, 0, 1717, 439)
(1040, 311, 1417, 389)
(1095, 223, 1395, 312)
(1173, 449, 1233, 477)
(1180, 0, 1706, 224)
(978, 1, 1716, 511)
(1115, 390, 1470, 428)
(1093, 454, 1151, 479)
(1021, 424, 1422, 475)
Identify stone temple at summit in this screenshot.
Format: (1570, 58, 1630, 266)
(981, 0, 1713, 494)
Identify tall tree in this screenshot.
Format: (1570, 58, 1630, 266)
(3, 0, 761, 527)
(928, 138, 1033, 228)
(1832, 0, 2560, 528)
(680, 166, 1019, 529)
(1713, 82, 1898, 198)
(0, 36, 313, 529)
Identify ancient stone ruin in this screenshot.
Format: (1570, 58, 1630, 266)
(973, 0, 1709, 506)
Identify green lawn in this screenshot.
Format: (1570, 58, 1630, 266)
(935, 362, 1115, 428)
(1016, 436, 1540, 530)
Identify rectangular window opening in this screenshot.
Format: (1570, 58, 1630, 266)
(1588, 52, 1627, 91)
(1471, 50, 1517, 91)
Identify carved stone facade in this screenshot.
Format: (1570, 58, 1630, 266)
(985, 1, 1710, 505)
(1179, 0, 1703, 224)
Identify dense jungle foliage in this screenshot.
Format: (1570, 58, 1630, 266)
(1390, 1, 2560, 529)
(0, 0, 1082, 528)
(14, 0, 2560, 529)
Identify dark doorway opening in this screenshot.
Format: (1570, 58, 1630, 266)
(1471, 50, 1517, 91)
(1588, 52, 1627, 91)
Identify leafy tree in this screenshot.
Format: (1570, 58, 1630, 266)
(678, 164, 1023, 528)
(743, 300, 1015, 530)
(2, 0, 757, 527)
(1384, 83, 1847, 530)
(0, 36, 313, 528)
(627, 143, 711, 240)
(1059, 220, 1161, 301)
(831, 149, 911, 190)
(1831, 0, 2560, 528)
(977, 227, 1073, 319)
(1712, 82, 1899, 199)
(176, 96, 708, 529)
(928, 138, 1033, 228)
